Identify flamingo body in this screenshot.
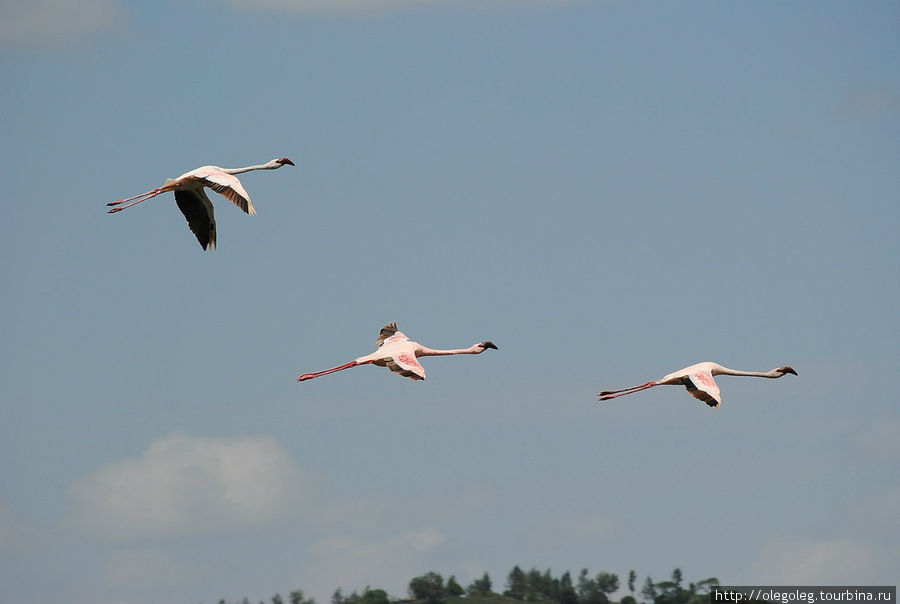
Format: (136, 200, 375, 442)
(598, 361, 797, 408)
(297, 322, 498, 383)
(107, 157, 294, 250)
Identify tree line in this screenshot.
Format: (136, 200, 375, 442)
(216, 566, 718, 604)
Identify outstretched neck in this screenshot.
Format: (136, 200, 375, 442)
(224, 162, 280, 175)
(416, 345, 482, 357)
(714, 366, 784, 378)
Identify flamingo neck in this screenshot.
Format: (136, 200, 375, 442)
(715, 367, 783, 378)
(416, 345, 480, 357)
(224, 162, 279, 175)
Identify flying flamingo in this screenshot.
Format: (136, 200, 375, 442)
(598, 362, 797, 408)
(297, 322, 499, 382)
(106, 157, 294, 250)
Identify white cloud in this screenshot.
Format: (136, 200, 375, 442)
(0, 0, 579, 47)
(68, 432, 312, 540)
(301, 527, 445, 598)
(224, 0, 576, 14)
(0, 0, 124, 46)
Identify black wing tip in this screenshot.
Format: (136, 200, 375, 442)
(379, 321, 399, 337)
(376, 321, 399, 347)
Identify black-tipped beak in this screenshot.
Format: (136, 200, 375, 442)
(783, 366, 798, 375)
(278, 157, 295, 166)
(480, 341, 498, 350)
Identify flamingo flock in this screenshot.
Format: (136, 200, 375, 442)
(107, 159, 797, 407)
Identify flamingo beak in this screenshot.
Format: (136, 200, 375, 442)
(782, 366, 798, 375)
(480, 341, 499, 350)
(278, 158, 295, 166)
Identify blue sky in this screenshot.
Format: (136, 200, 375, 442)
(2, 1, 898, 603)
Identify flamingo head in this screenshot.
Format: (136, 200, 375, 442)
(477, 341, 499, 351)
(777, 366, 798, 376)
(275, 157, 295, 167)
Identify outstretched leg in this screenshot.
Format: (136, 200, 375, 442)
(598, 381, 657, 401)
(107, 187, 169, 213)
(297, 360, 363, 382)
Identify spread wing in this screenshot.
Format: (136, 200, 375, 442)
(196, 172, 256, 215)
(385, 351, 426, 381)
(683, 372, 722, 408)
(376, 322, 400, 347)
(174, 189, 216, 250)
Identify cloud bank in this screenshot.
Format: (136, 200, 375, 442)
(225, 0, 575, 14)
(0, 0, 124, 45)
(68, 432, 311, 540)
(1, 0, 577, 47)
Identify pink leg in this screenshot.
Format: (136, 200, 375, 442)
(598, 382, 657, 401)
(107, 188, 166, 212)
(297, 360, 362, 382)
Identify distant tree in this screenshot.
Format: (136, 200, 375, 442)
(447, 576, 465, 597)
(653, 581, 679, 604)
(410, 571, 447, 604)
(525, 568, 543, 601)
(686, 579, 720, 604)
(540, 568, 559, 601)
(628, 571, 637, 594)
(273, 594, 284, 604)
(577, 569, 617, 604)
(505, 566, 527, 600)
(332, 589, 345, 604)
(357, 588, 388, 604)
(290, 590, 315, 604)
(647, 569, 697, 604)
(577, 569, 595, 604)
(641, 577, 657, 603)
(595, 573, 618, 596)
(559, 571, 578, 604)
(467, 572, 493, 597)
(622, 597, 638, 604)
(692, 578, 719, 596)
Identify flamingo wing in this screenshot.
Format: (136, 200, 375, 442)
(377, 322, 405, 347)
(683, 372, 722, 408)
(174, 189, 216, 250)
(197, 172, 256, 215)
(384, 350, 426, 381)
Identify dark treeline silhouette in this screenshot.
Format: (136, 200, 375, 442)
(215, 567, 718, 604)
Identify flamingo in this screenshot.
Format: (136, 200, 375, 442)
(106, 157, 294, 250)
(598, 362, 797, 408)
(297, 322, 498, 382)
